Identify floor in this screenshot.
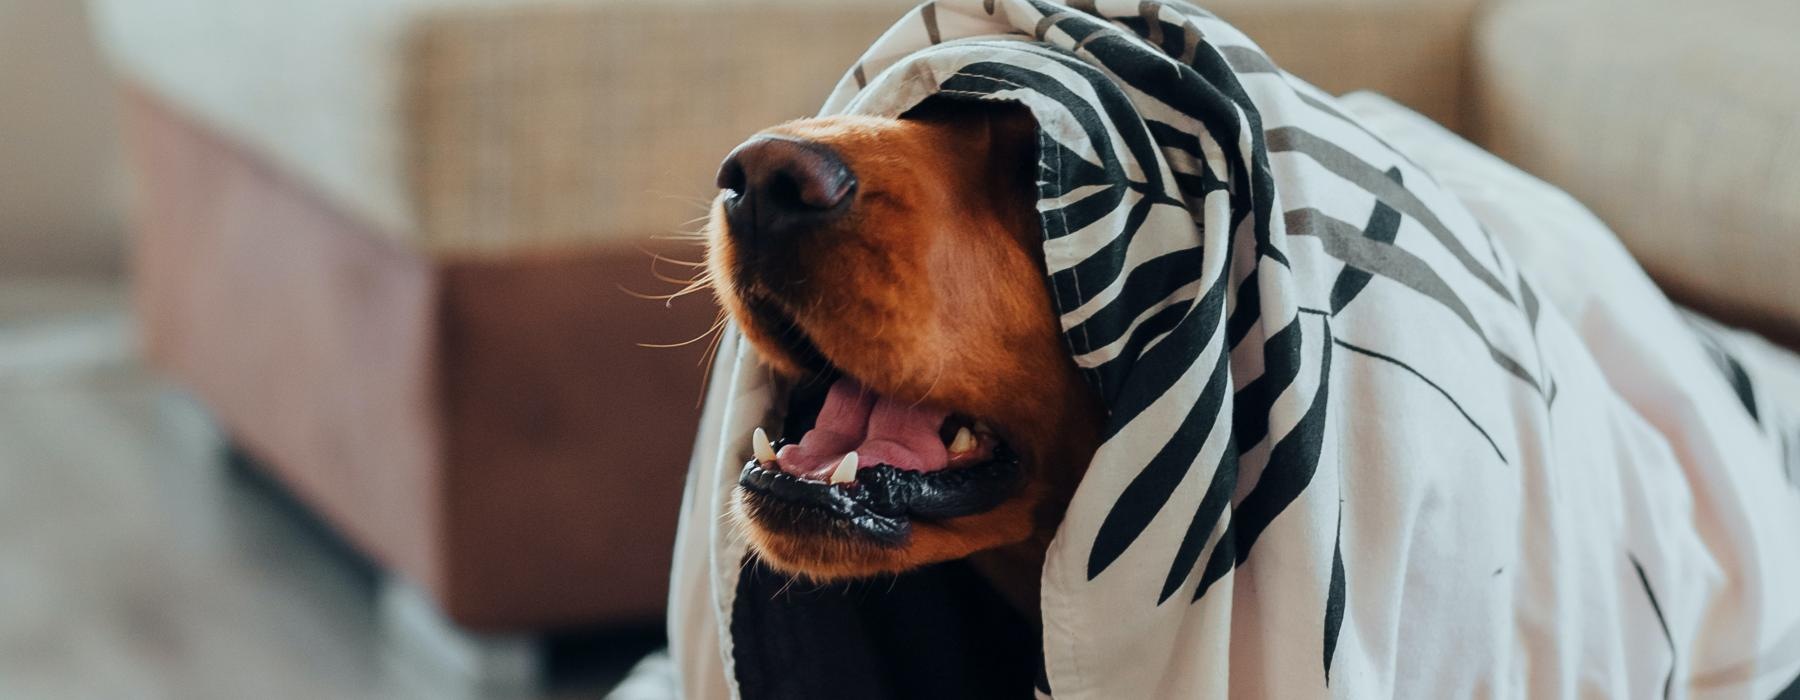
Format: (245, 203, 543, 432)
(0, 278, 661, 700)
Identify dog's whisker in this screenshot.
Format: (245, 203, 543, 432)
(771, 572, 805, 599)
(648, 232, 708, 245)
(693, 311, 730, 408)
(617, 244, 718, 302)
(913, 352, 947, 409)
(640, 313, 728, 350)
(669, 271, 717, 289)
(649, 254, 710, 269)
(629, 274, 714, 302)
(654, 228, 713, 242)
(644, 189, 721, 211)
(639, 243, 711, 270)
(617, 280, 708, 303)
(696, 326, 726, 383)
(653, 221, 713, 236)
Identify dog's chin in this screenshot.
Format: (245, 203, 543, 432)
(733, 485, 1042, 581)
(732, 438, 1043, 581)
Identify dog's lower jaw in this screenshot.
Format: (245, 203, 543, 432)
(734, 423, 1096, 627)
(736, 505, 1052, 625)
(739, 485, 1066, 622)
(733, 484, 1043, 581)
(727, 354, 1103, 604)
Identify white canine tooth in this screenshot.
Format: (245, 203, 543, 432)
(829, 451, 859, 485)
(949, 426, 976, 454)
(753, 428, 778, 464)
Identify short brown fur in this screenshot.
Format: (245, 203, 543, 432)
(708, 102, 1104, 589)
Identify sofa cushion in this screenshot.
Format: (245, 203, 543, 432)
(91, 0, 914, 253)
(93, 0, 472, 239)
(1208, 0, 1481, 133)
(1471, 0, 1800, 347)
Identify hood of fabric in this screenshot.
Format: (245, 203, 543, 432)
(666, 1, 1800, 699)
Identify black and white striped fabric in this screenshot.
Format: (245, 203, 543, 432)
(665, 2, 1800, 698)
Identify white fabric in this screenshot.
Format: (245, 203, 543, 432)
(1342, 92, 1800, 698)
(604, 650, 678, 700)
(668, 2, 1800, 699)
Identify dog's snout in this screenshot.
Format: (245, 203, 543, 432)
(716, 136, 855, 246)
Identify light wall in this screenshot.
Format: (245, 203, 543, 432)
(0, 0, 124, 277)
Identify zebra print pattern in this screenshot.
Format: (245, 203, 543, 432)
(622, 1, 1800, 698)
(720, 1, 1800, 697)
(827, 0, 1534, 669)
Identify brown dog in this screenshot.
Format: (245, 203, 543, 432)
(705, 100, 1105, 606)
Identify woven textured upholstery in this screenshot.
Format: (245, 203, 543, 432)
(92, 0, 914, 252)
(407, 3, 912, 252)
(1209, 0, 1481, 132)
(1474, 0, 1800, 341)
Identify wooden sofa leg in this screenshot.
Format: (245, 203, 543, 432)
(378, 577, 543, 697)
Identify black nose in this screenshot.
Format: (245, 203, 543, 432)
(716, 136, 855, 248)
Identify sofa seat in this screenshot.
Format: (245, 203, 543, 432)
(91, 0, 916, 253)
(1474, 0, 1800, 347)
(90, 0, 914, 633)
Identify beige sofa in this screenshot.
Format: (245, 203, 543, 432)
(90, 0, 1800, 686)
(96, 0, 921, 643)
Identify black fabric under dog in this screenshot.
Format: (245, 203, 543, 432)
(730, 556, 1040, 700)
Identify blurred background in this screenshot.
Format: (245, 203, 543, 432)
(1, 0, 1794, 698)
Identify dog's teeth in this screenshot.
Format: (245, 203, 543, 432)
(949, 426, 976, 454)
(752, 428, 778, 464)
(829, 451, 859, 485)
(973, 420, 992, 435)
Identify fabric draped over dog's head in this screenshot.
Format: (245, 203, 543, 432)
(668, 1, 1800, 698)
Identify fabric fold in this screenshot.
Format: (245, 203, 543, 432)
(666, 2, 1800, 698)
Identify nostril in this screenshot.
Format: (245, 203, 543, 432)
(764, 172, 805, 211)
(790, 160, 854, 211)
(718, 136, 856, 245)
(716, 158, 747, 197)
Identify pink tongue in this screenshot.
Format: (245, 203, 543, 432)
(774, 378, 951, 479)
(774, 380, 873, 477)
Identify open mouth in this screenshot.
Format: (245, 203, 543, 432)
(737, 375, 1024, 546)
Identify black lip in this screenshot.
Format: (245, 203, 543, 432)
(737, 444, 1023, 545)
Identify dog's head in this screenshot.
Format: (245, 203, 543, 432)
(706, 99, 1104, 581)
